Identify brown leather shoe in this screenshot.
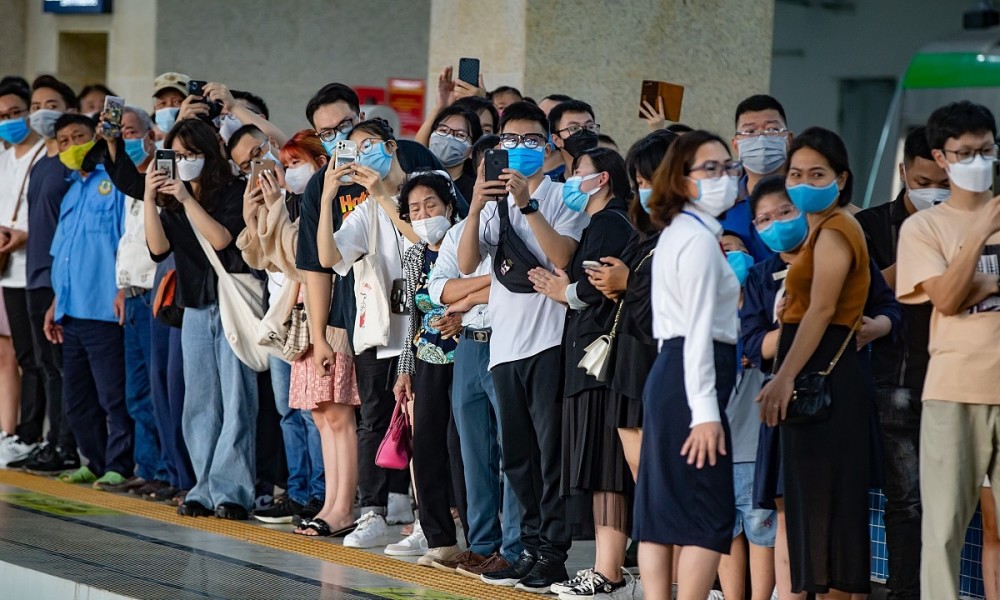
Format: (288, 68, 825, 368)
(456, 551, 510, 579)
(431, 549, 487, 574)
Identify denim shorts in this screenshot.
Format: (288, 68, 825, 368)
(734, 461, 777, 547)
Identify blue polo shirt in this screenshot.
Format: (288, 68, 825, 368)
(50, 165, 125, 323)
(720, 175, 774, 262)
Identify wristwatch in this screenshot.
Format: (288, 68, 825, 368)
(519, 199, 539, 215)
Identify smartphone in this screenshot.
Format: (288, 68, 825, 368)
(582, 260, 603, 270)
(993, 160, 1000, 195)
(458, 58, 480, 87)
(100, 95, 125, 138)
(484, 148, 508, 182)
(334, 140, 358, 183)
(154, 149, 175, 179)
(249, 158, 276, 187)
(640, 80, 684, 121)
(187, 79, 222, 120)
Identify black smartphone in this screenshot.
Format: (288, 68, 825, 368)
(154, 149, 175, 179)
(484, 148, 508, 182)
(993, 159, 1000, 195)
(458, 58, 480, 87)
(390, 279, 407, 314)
(187, 79, 222, 120)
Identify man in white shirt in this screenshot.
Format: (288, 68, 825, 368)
(457, 102, 588, 593)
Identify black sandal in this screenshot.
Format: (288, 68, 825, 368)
(215, 502, 249, 520)
(177, 500, 213, 517)
(294, 518, 333, 537)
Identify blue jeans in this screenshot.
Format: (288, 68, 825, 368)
(269, 356, 324, 504)
(124, 293, 167, 482)
(452, 335, 522, 562)
(181, 304, 258, 509)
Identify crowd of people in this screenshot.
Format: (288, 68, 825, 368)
(0, 66, 996, 600)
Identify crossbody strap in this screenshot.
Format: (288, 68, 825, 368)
(773, 314, 863, 376)
(608, 248, 654, 338)
(9, 144, 45, 226)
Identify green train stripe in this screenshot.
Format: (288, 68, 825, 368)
(903, 52, 1000, 89)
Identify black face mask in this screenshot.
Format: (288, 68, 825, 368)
(562, 129, 599, 158)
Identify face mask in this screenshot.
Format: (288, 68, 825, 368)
(29, 109, 62, 139)
(758, 212, 808, 253)
(356, 141, 393, 179)
(58, 139, 96, 171)
(691, 175, 740, 217)
(787, 180, 840, 214)
(429, 132, 470, 168)
(0, 117, 31, 145)
(176, 157, 205, 182)
(320, 129, 350, 157)
(124, 138, 149, 165)
(737, 135, 787, 175)
(638, 188, 653, 214)
(508, 145, 545, 177)
(155, 107, 180, 133)
(907, 186, 950, 211)
(412, 215, 452, 246)
(284, 164, 316, 194)
(562, 173, 602, 212)
(946, 155, 994, 193)
(726, 250, 754, 286)
(84, 111, 99, 119)
(219, 114, 243, 143)
(562, 129, 599, 159)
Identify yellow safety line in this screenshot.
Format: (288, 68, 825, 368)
(0, 470, 539, 600)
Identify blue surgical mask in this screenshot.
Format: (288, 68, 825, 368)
(787, 180, 840, 214)
(154, 107, 179, 134)
(508, 145, 545, 177)
(638, 188, 653, 214)
(758, 213, 808, 253)
(320, 129, 350, 157)
(124, 138, 149, 165)
(726, 250, 754, 287)
(357, 140, 393, 179)
(0, 117, 31, 145)
(562, 173, 602, 212)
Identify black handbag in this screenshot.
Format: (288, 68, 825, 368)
(773, 317, 860, 426)
(492, 198, 545, 293)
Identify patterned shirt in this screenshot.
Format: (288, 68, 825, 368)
(398, 242, 458, 375)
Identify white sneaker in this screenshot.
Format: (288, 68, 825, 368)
(383, 519, 427, 556)
(344, 511, 390, 549)
(551, 568, 594, 595)
(0, 435, 37, 467)
(416, 544, 461, 567)
(706, 590, 725, 600)
(558, 570, 636, 600)
(386, 492, 414, 525)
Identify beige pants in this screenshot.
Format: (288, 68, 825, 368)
(921, 400, 1000, 600)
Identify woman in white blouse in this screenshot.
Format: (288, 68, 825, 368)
(633, 130, 743, 600)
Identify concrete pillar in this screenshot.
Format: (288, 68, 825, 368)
(428, 0, 774, 148)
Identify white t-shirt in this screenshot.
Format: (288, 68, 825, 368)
(428, 219, 491, 330)
(116, 197, 158, 289)
(474, 176, 588, 369)
(0, 139, 45, 288)
(332, 196, 413, 359)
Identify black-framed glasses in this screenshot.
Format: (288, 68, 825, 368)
(557, 123, 600, 137)
(689, 160, 744, 179)
(176, 152, 204, 162)
(734, 127, 788, 138)
(316, 117, 358, 143)
(0, 108, 26, 121)
(499, 133, 547, 150)
(434, 124, 471, 143)
(943, 144, 999, 164)
(238, 140, 269, 173)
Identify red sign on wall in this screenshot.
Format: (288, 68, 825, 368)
(387, 78, 426, 137)
(354, 86, 386, 106)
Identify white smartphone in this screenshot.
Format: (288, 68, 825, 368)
(582, 260, 603, 270)
(334, 140, 357, 183)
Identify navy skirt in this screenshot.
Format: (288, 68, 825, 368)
(632, 337, 737, 554)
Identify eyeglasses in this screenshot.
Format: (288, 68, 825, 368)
(238, 140, 269, 173)
(316, 117, 357, 143)
(0, 108, 26, 121)
(434, 124, 471, 143)
(498, 133, 547, 150)
(753, 204, 798, 229)
(176, 152, 204, 162)
(689, 160, 744, 179)
(734, 127, 788, 138)
(557, 123, 600, 137)
(943, 144, 999, 164)
(359, 137, 389, 154)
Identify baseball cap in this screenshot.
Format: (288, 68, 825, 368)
(152, 72, 190, 98)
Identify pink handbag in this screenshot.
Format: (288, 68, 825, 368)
(375, 401, 412, 470)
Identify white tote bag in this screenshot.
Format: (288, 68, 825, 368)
(188, 215, 271, 372)
(352, 199, 391, 353)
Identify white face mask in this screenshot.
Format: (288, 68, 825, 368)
(946, 155, 994, 193)
(284, 164, 316, 194)
(412, 215, 452, 245)
(219, 114, 243, 143)
(29, 109, 63, 139)
(176, 157, 205, 182)
(690, 174, 740, 217)
(907, 187, 950, 211)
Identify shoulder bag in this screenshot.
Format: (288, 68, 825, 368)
(493, 198, 544, 293)
(257, 279, 310, 362)
(353, 198, 391, 352)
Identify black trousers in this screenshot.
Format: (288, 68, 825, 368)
(23, 287, 75, 449)
(355, 349, 398, 512)
(412, 361, 457, 548)
(4, 287, 45, 444)
(492, 346, 570, 564)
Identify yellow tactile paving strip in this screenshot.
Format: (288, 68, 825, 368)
(0, 470, 539, 600)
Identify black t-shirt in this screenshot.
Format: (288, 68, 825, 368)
(150, 179, 250, 309)
(26, 155, 72, 290)
(296, 139, 443, 330)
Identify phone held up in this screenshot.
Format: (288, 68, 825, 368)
(458, 58, 480, 87)
(100, 95, 125, 138)
(334, 140, 358, 183)
(188, 79, 222, 120)
(640, 80, 684, 121)
(154, 149, 175, 180)
(249, 158, 276, 189)
(484, 149, 508, 201)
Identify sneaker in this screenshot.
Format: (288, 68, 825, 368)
(96, 475, 146, 493)
(92, 471, 128, 490)
(557, 570, 632, 600)
(25, 445, 79, 474)
(344, 511, 390, 549)
(58, 466, 97, 484)
(432, 549, 487, 574)
(252, 496, 304, 524)
(515, 557, 569, 594)
(481, 550, 536, 587)
(383, 520, 427, 556)
(551, 568, 595, 595)
(457, 551, 510, 579)
(134, 480, 171, 498)
(6, 443, 46, 469)
(707, 591, 725, 600)
(417, 544, 461, 567)
(0, 435, 37, 467)
(386, 492, 414, 525)
(254, 492, 275, 511)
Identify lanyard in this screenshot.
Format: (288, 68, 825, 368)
(681, 210, 725, 255)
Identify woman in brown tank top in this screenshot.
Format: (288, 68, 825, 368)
(756, 128, 872, 598)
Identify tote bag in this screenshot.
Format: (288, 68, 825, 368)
(352, 199, 391, 353)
